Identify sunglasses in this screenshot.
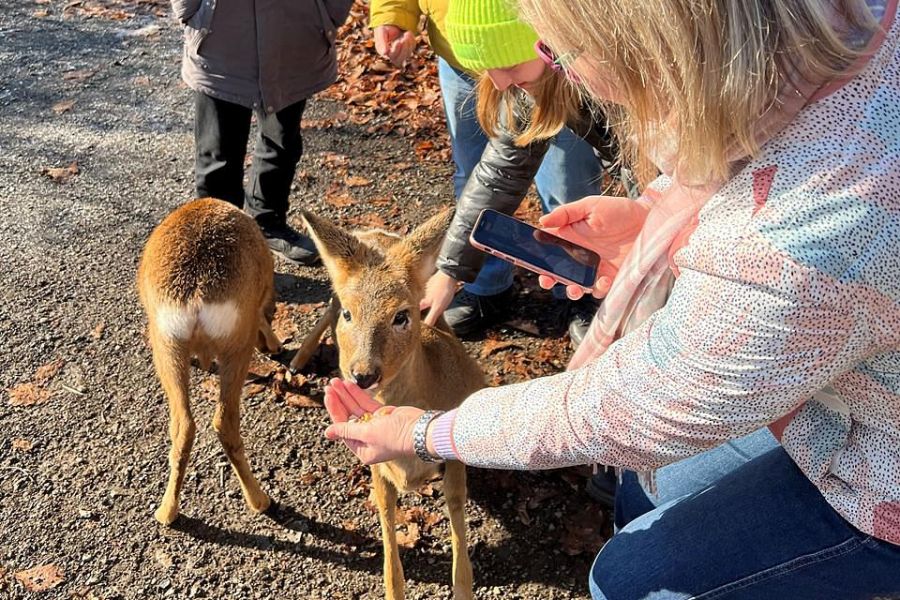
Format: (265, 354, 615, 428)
(534, 39, 582, 83)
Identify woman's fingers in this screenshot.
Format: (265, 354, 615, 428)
(323, 392, 350, 424)
(565, 285, 585, 301)
(538, 197, 596, 228)
(538, 274, 557, 290)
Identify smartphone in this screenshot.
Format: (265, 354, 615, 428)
(469, 209, 600, 290)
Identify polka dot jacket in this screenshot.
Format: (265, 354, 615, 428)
(434, 4, 900, 545)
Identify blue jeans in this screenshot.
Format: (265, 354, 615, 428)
(437, 58, 602, 297)
(591, 430, 900, 599)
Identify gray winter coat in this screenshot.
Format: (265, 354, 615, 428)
(172, 0, 354, 113)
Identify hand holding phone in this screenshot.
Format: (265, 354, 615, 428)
(537, 196, 650, 299)
(469, 209, 601, 291)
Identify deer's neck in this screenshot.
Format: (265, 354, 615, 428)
(379, 341, 432, 409)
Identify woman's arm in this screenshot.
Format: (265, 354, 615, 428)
(441, 256, 870, 471)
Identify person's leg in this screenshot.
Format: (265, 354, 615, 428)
(437, 58, 514, 334)
(591, 447, 900, 600)
(533, 127, 604, 344)
(614, 428, 780, 528)
(194, 91, 252, 208)
(245, 99, 318, 265)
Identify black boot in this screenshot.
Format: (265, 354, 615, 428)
(444, 287, 515, 336)
(256, 217, 319, 266)
(567, 295, 600, 349)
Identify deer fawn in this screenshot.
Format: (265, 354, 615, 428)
(138, 198, 281, 526)
(301, 209, 484, 600)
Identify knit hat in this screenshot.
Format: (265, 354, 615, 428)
(445, 0, 539, 72)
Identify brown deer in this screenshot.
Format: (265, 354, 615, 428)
(301, 209, 484, 600)
(137, 198, 281, 526)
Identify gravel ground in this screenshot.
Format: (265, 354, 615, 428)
(0, 2, 609, 598)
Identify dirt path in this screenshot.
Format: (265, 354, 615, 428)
(0, 2, 608, 598)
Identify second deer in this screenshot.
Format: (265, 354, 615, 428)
(138, 198, 281, 526)
(301, 209, 484, 600)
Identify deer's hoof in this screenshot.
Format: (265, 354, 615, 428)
(154, 504, 179, 526)
(247, 493, 271, 514)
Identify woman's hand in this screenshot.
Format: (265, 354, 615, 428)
(538, 195, 649, 300)
(323, 378, 422, 465)
(420, 270, 459, 327)
(373, 25, 416, 67)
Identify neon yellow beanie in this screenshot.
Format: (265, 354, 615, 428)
(445, 0, 539, 72)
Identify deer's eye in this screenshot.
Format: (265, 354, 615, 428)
(341, 309, 352, 322)
(392, 309, 410, 328)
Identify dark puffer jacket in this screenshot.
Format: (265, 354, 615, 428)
(436, 107, 633, 283)
(172, 0, 354, 113)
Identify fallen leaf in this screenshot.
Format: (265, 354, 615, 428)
(480, 339, 521, 358)
(242, 383, 267, 398)
(14, 564, 65, 592)
(7, 383, 51, 407)
(344, 175, 372, 187)
(347, 213, 386, 229)
(34, 359, 64, 383)
(12, 438, 34, 452)
(63, 69, 95, 83)
(51, 99, 74, 114)
(33, 8, 50, 17)
(284, 392, 322, 408)
(396, 522, 420, 549)
(40, 162, 79, 183)
(325, 191, 354, 208)
(90, 322, 105, 340)
(297, 302, 326, 313)
(132, 75, 151, 87)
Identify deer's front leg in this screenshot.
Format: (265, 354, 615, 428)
(443, 461, 474, 600)
(372, 465, 405, 600)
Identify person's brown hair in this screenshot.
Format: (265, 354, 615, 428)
(475, 68, 582, 146)
(517, 0, 878, 184)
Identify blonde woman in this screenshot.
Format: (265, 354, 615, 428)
(325, 0, 900, 597)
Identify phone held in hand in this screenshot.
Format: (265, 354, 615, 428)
(469, 209, 600, 290)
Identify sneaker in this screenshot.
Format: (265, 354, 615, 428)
(567, 295, 599, 349)
(585, 468, 617, 509)
(257, 218, 320, 266)
(444, 287, 515, 336)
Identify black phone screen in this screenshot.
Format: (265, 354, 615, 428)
(470, 209, 600, 288)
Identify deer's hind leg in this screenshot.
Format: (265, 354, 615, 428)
(213, 343, 270, 514)
(443, 461, 473, 599)
(151, 332, 196, 526)
(372, 465, 406, 600)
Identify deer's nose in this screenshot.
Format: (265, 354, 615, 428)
(351, 369, 382, 390)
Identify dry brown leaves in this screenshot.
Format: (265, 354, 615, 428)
(394, 505, 445, 549)
(7, 359, 64, 406)
(14, 564, 65, 592)
(12, 439, 34, 452)
(40, 161, 80, 184)
(62, 0, 168, 21)
(51, 99, 74, 114)
(319, 1, 449, 162)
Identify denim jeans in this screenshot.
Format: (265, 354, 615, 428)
(591, 430, 900, 599)
(437, 58, 602, 297)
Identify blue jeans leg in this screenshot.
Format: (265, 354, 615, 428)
(535, 125, 603, 300)
(614, 429, 781, 528)
(437, 58, 513, 297)
(592, 444, 900, 599)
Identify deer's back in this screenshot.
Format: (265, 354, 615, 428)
(138, 198, 271, 306)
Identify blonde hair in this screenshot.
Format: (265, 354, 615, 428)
(517, 0, 878, 184)
(475, 68, 582, 146)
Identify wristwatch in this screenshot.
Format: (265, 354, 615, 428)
(413, 410, 444, 463)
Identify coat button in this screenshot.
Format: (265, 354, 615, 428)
(266, 106, 274, 113)
(200, 27, 208, 35)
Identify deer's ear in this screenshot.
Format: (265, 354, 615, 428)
(301, 211, 376, 288)
(390, 208, 453, 285)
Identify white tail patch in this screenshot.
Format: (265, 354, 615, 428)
(198, 302, 239, 339)
(155, 301, 238, 340)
